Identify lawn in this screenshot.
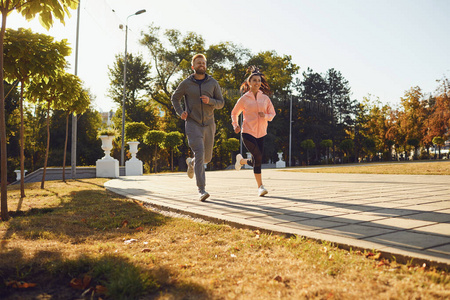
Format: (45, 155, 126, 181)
(0, 163, 449, 299)
(284, 160, 450, 175)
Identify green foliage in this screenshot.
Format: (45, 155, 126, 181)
(301, 139, 315, 150)
(320, 139, 333, 148)
(144, 130, 167, 173)
(339, 139, 354, 154)
(4, 28, 71, 83)
(164, 131, 183, 150)
(144, 130, 167, 147)
(221, 138, 239, 152)
(107, 53, 151, 108)
(432, 136, 445, 146)
(98, 128, 117, 137)
(125, 122, 149, 142)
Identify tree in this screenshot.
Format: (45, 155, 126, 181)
(0, 0, 78, 221)
(26, 71, 77, 189)
(324, 68, 354, 163)
(398, 87, 426, 158)
(125, 122, 149, 142)
(300, 139, 315, 165)
(139, 24, 205, 114)
(320, 139, 333, 164)
(247, 50, 299, 96)
(4, 28, 70, 196)
(362, 138, 376, 160)
(407, 138, 420, 160)
(144, 130, 166, 173)
(432, 136, 445, 159)
(339, 139, 354, 163)
(164, 131, 183, 171)
(107, 53, 152, 120)
(60, 84, 90, 182)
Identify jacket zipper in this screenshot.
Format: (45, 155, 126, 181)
(199, 83, 204, 126)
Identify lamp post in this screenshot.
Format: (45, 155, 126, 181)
(121, 9, 146, 167)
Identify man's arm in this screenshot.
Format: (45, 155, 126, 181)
(170, 82, 186, 117)
(206, 81, 224, 109)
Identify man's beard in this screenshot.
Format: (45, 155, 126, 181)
(195, 67, 206, 75)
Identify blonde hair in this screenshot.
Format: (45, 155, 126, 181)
(191, 54, 207, 65)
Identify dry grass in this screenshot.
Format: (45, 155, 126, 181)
(284, 161, 450, 175)
(0, 178, 449, 299)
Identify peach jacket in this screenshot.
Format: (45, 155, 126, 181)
(231, 90, 276, 138)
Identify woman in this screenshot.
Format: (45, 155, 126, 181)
(231, 67, 276, 196)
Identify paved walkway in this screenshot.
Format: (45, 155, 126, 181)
(104, 168, 450, 268)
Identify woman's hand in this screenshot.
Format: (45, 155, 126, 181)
(234, 125, 241, 134)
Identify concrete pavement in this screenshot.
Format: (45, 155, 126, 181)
(104, 168, 450, 268)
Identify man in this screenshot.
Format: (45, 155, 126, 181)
(171, 54, 224, 201)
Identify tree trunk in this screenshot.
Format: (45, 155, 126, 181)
(62, 113, 69, 182)
(0, 11, 9, 221)
(171, 149, 174, 172)
(41, 101, 51, 189)
(19, 81, 25, 198)
(154, 145, 158, 173)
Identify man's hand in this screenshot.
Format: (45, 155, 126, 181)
(234, 125, 241, 134)
(181, 111, 188, 120)
(200, 95, 210, 104)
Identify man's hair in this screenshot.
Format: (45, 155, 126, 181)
(191, 54, 207, 65)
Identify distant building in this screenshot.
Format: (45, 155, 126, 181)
(100, 111, 114, 127)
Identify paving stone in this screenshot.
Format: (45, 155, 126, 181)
(366, 231, 450, 250)
(316, 224, 397, 239)
(105, 168, 450, 267)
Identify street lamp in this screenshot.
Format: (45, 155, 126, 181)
(121, 9, 146, 167)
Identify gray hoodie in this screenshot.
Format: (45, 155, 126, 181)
(171, 74, 224, 126)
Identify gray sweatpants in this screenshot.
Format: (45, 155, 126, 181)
(185, 120, 216, 191)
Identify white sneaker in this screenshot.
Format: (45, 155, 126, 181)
(235, 154, 243, 170)
(186, 157, 194, 179)
(258, 185, 268, 197)
(199, 190, 210, 202)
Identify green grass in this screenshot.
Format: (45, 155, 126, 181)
(0, 166, 449, 299)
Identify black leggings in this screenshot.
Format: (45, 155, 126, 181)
(242, 133, 264, 174)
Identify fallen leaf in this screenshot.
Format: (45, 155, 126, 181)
(230, 254, 237, 258)
(373, 252, 381, 260)
(273, 275, 283, 282)
(7, 281, 37, 288)
(121, 220, 128, 227)
(82, 275, 91, 289)
(70, 278, 83, 290)
(135, 226, 144, 231)
(141, 248, 151, 253)
(81, 218, 87, 223)
(365, 252, 374, 258)
(96, 285, 108, 294)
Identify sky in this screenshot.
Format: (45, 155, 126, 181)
(7, 0, 450, 112)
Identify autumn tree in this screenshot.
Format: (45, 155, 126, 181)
(398, 87, 427, 159)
